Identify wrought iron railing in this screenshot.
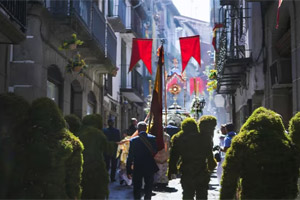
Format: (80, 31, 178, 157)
(0, 0, 27, 31)
(132, 69, 143, 96)
(46, 0, 117, 66)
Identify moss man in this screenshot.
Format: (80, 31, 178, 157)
(220, 107, 299, 199)
(25, 97, 83, 199)
(79, 114, 112, 199)
(0, 93, 30, 198)
(168, 118, 216, 199)
(288, 112, 300, 199)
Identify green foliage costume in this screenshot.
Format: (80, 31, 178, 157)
(198, 115, 217, 146)
(79, 114, 110, 199)
(65, 114, 82, 136)
(168, 118, 216, 199)
(289, 112, 300, 199)
(0, 93, 30, 198)
(25, 98, 83, 199)
(220, 107, 299, 199)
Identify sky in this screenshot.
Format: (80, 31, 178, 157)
(172, 0, 211, 22)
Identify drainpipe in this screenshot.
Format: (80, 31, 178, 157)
(232, 94, 236, 126)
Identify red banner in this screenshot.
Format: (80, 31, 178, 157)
(179, 35, 201, 73)
(129, 38, 153, 74)
(190, 77, 205, 95)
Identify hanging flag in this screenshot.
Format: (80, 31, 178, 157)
(149, 45, 164, 151)
(190, 77, 206, 95)
(190, 77, 195, 95)
(129, 38, 153, 74)
(212, 23, 224, 51)
(179, 35, 201, 73)
(276, 0, 284, 29)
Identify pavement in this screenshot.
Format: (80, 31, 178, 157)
(108, 170, 220, 199)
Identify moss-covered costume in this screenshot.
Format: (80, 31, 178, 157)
(79, 114, 110, 199)
(0, 93, 30, 198)
(289, 112, 300, 199)
(24, 98, 83, 199)
(168, 118, 216, 199)
(220, 107, 299, 199)
(65, 114, 82, 136)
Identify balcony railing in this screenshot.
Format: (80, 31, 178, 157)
(107, 24, 117, 66)
(46, 0, 116, 67)
(108, 0, 126, 26)
(132, 69, 143, 95)
(126, 7, 144, 37)
(0, 0, 27, 31)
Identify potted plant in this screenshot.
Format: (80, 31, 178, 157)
(66, 53, 88, 74)
(59, 33, 84, 50)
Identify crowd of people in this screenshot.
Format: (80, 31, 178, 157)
(1, 93, 300, 200)
(105, 107, 300, 200)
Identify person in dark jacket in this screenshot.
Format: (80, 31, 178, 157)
(165, 120, 180, 139)
(127, 118, 138, 136)
(126, 122, 158, 200)
(103, 119, 121, 182)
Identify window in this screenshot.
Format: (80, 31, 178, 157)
(47, 80, 59, 105)
(47, 65, 63, 109)
(87, 91, 97, 114)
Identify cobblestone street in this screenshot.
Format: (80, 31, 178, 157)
(109, 171, 220, 199)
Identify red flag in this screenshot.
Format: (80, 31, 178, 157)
(129, 38, 153, 74)
(212, 23, 224, 51)
(189, 77, 195, 95)
(190, 77, 205, 95)
(179, 35, 201, 73)
(276, 0, 284, 29)
(149, 45, 164, 151)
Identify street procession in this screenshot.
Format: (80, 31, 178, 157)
(1, 0, 300, 199)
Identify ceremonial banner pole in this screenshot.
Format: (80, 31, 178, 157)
(164, 60, 168, 126)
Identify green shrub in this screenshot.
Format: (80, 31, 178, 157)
(65, 114, 82, 136)
(0, 93, 30, 198)
(220, 107, 299, 199)
(79, 114, 109, 199)
(24, 97, 83, 199)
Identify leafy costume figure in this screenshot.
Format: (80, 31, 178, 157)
(288, 112, 300, 199)
(25, 98, 83, 199)
(220, 107, 299, 199)
(79, 114, 111, 199)
(65, 114, 82, 136)
(0, 93, 30, 198)
(198, 115, 217, 146)
(168, 118, 216, 199)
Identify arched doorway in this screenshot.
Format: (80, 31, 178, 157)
(71, 80, 83, 118)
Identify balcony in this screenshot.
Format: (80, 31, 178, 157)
(220, 0, 238, 6)
(120, 69, 144, 103)
(45, 0, 117, 69)
(107, 0, 127, 32)
(217, 29, 252, 94)
(0, 0, 27, 43)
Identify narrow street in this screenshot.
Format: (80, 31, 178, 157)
(109, 171, 220, 199)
